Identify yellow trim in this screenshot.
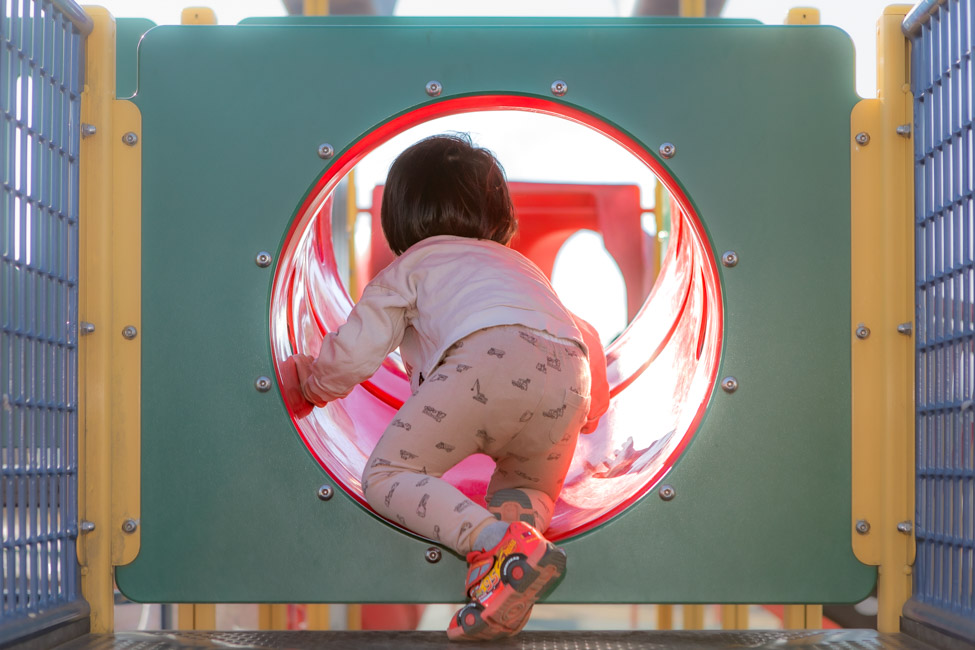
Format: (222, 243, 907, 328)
(850, 4, 915, 634)
(181, 7, 217, 25)
(785, 8, 820, 25)
(720, 604, 749, 630)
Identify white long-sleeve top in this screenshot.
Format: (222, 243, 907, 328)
(303, 235, 586, 402)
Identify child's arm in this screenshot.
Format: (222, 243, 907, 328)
(571, 313, 609, 434)
(296, 283, 410, 405)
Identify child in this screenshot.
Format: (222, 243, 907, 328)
(288, 134, 608, 641)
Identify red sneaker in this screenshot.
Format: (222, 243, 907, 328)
(446, 521, 566, 641)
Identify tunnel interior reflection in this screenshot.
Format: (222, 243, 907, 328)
(271, 101, 722, 541)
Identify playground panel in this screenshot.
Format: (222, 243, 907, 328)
(114, 19, 875, 603)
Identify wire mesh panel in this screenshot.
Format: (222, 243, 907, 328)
(1, 0, 90, 642)
(907, 0, 975, 639)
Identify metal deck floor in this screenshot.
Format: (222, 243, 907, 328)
(54, 630, 938, 649)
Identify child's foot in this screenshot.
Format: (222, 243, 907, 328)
(446, 521, 566, 641)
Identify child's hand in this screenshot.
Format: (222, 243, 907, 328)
(572, 314, 609, 434)
(291, 353, 330, 407)
(279, 355, 317, 418)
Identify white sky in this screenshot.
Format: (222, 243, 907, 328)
(93, 0, 898, 338)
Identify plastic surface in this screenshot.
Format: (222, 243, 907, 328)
(270, 96, 723, 540)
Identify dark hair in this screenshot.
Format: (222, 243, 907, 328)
(380, 134, 517, 255)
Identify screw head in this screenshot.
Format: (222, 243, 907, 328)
(425, 546, 442, 563)
(317, 484, 334, 501)
(551, 80, 568, 97)
(658, 485, 676, 501)
(855, 519, 870, 534)
(80, 520, 96, 533)
(425, 80, 443, 97)
(855, 324, 871, 339)
(121, 519, 138, 534)
(659, 142, 676, 159)
(255, 251, 273, 268)
(81, 123, 96, 137)
(80, 322, 96, 335)
(855, 132, 870, 145)
(896, 521, 913, 533)
(317, 143, 335, 159)
(721, 251, 739, 267)
(721, 376, 738, 393)
(255, 376, 272, 392)
(122, 132, 138, 146)
(121, 325, 138, 340)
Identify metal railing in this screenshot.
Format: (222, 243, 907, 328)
(1, 0, 91, 642)
(905, 0, 975, 640)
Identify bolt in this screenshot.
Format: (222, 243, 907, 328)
(81, 124, 96, 137)
(896, 322, 912, 335)
(317, 143, 335, 160)
(721, 251, 739, 268)
(425, 80, 443, 97)
(317, 484, 334, 501)
(550, 80, 568, 97)
(80, 520, 96, 533)
(896, 521, 913, 533)
(122, 325, 138, 340)
(855, 324, 870, 339)
(721, 376, 738, 393)
(855, 519, 870, 534)
(255, 376, 272, 393)
(961, 399, 974, 412)
(855, 132, 870, 146)
(425, 546, 442, 563)
(122, 132, 138, 146)
(659, 142, 676, 159)
(121, 519, 138, 534)
(658, 485, 676, 501)
(80, 322, 96, 335)
(895, 124, 912, 137)
(255, 251, 273, 268)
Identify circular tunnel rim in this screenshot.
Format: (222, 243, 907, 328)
(272, 94, 724, 540)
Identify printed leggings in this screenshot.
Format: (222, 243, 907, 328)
(362, 325, 591, 555)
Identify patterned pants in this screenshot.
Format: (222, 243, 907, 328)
(362, 325, 591, 555)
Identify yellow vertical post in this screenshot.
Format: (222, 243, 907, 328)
(850, 5, 915, 634)
(79, 5, 143, 633)
(782, 604, 822, 629)
(682, 604, 705, 629)
(178, 604, 217, 630)
(656, 604, 673, 630)
(258, 604, 290, 630)
(678, 0, 705, 18)
(785, 8, 820, 25)
(180, 7, 217, 25)
(304, 0, 330, 14)
(720, 604, 749, 630)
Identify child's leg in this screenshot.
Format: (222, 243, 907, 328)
(485, 340, 591, 534)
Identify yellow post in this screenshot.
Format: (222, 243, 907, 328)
(178, 604, 217, 630)
(181, 7, 217, 25)
(850, 5, 916, 635)
(782, 604, 822, 629)
(682, 604, 705, 629)
(785, 8, 820, 25)
(304, 0, 330, 15)
(258, 604, 290, 630)
(678, 0, 704, 18)
(656, 604, 673, 630)
(79, 5, 143, 633)
(720, 604, 749, 630)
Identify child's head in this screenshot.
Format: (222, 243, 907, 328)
(381, 134, 517, 255)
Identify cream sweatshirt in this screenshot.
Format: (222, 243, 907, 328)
(303, 235, 586, 402)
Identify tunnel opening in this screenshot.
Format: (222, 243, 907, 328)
(271, 96, 722, 541)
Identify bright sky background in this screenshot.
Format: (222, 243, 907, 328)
(92, 0, 902, 340)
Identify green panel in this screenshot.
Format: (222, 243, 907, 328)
(115, 18, 155, 99)
(116, 20, 875, 604)
(238, 16, 762, 25)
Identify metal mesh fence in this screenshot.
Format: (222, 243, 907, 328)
(907, 0, 975, 638)
(1, 0, 90, 641)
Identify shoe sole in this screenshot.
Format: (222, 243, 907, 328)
(449, 542, 566, 641)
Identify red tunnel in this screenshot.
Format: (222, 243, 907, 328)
(271, 96, 722, 541)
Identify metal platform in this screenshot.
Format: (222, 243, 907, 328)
(53, 630, 937, 650)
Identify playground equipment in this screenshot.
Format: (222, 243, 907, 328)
(1, 0, 973, 647)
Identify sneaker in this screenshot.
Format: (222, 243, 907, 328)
(446, 521, 566, 641)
